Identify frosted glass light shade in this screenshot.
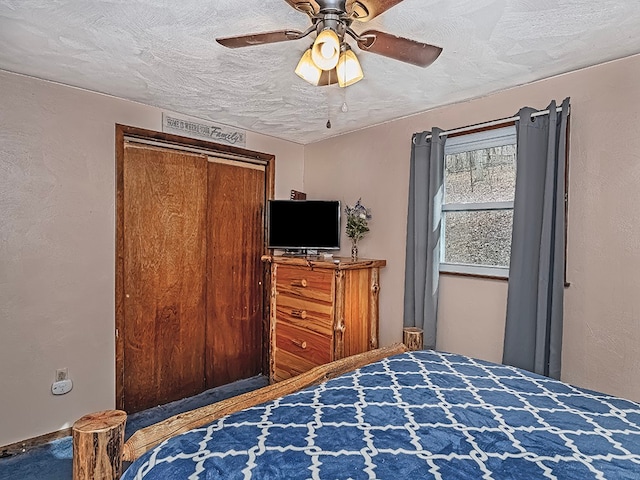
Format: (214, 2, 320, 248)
(295, 48, 322, 85)
(336, 48, 364, 87)
(311, 29, 340, 71)
(317, 68, 339, 86)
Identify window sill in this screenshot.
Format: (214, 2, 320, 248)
(440, 263, 508, 279)
(440, 270, 509, 281)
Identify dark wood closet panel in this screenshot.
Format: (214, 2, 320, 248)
(122, 145, 208, 413)
(115, 125, 275, 414)
(206, 159, 265, 387)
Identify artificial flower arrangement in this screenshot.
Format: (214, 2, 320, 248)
(345, 198, 371, 259)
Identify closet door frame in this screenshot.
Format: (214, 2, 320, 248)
(115, 124, 275, 411)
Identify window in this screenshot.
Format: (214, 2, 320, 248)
(440, 126, 517, 278)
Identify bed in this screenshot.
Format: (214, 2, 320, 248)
(120, 349, 640, 479)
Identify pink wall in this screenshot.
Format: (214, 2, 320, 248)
(2, 53, 640, 447)
(0, 70, 304, 446)
(304, 54, 640, 402)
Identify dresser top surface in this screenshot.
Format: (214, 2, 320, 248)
(262, 255, 386, 270)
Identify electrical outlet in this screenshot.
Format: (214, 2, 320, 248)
(52, 379, 73, 395)
(56, 368, 68, 382)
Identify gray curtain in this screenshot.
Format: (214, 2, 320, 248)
(502, 98, 570, 379)
(403, 129, 445, 349)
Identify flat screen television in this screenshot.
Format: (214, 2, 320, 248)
(267, 200, 341, 253)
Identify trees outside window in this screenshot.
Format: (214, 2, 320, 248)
(441, 126, 516, 278)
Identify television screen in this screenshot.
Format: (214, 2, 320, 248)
(267, 200, 341, 251)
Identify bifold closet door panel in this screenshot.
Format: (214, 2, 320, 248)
(206, 159, 265, 387)
(123, 145, 207, 413)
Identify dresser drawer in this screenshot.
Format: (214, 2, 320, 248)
(275, 293, 333, 336)
(275, 265, 334, 303)
(274, 321, 332, 375)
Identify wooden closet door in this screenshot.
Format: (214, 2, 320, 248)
(206, 158, 265, 387)
(123, 144, 207, 413)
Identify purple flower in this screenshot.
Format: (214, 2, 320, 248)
(345, 198, 372, 242)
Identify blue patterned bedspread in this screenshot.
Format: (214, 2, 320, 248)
(122, 351, 640, 479)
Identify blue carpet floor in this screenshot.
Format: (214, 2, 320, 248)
(0, 375, 269, 480)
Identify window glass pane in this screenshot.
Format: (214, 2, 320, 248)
(443, 210, 513, 267)
(444, 144, 516, 204)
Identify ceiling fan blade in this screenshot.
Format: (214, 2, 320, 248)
(216, 30, 304, 49)
(283, 0, 320, 16)
(346, 0, 404, 22)
(357, 30, 442, 67)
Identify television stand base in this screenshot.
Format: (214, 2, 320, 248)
(283, 249, 318, 257)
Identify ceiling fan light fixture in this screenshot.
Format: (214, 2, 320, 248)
(336, 46, 364, 87)
(311, 28, 340, 71)
(295, 48, 323, 85)
(217, 2, 443, 89)
(317, 68, 339, 86)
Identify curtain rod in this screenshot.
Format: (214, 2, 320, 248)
(420, 105, 568, 141)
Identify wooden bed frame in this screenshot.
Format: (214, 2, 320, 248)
(72, 342, 416, 479)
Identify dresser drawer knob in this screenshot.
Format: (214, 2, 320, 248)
(290, 279, 308, 288)
(292, 339, 307, 349)
(291, 309, 308, 319)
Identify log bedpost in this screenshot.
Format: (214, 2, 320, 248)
(72, 409, 127, 480)
(403, 327, 424, 351)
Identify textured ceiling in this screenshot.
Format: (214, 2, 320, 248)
(1, 0, 640, 144)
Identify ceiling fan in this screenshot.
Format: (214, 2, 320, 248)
(216, 0, 442, 87)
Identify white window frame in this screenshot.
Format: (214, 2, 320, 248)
(440, 125, 517, 279)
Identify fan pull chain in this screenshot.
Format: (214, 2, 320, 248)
(326, 70, 332, 129)
(341, 86, 348, 113)
(341, 57, 349, 113)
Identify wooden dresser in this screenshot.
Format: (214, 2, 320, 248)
(263, 256, 386, 382)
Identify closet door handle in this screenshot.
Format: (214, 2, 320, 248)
(291, 339, 307, 349)
(291, 309, 308, 319)
(290, 279, 308, 288)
